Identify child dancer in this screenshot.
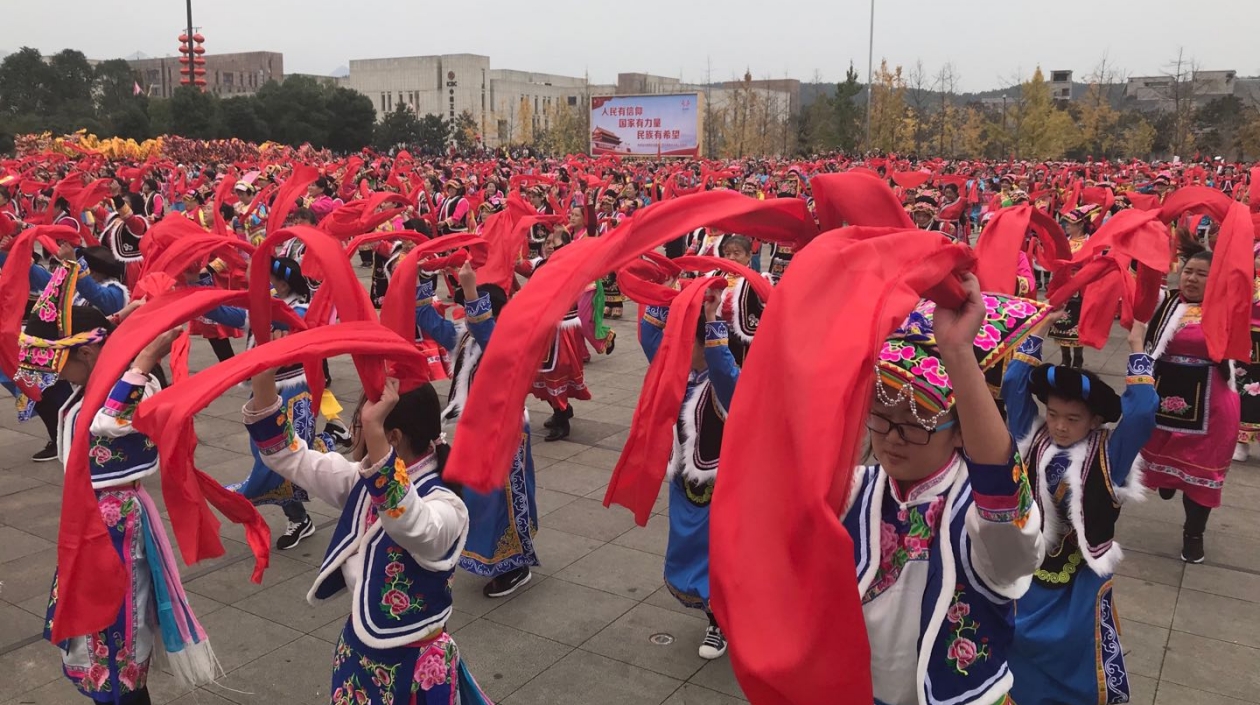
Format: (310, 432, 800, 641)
(243, 371, 492, 704)
(843, 277, 1046, 705)
(640, 291, 739, 659)
(415, 262, 539, 598)
(1003, 317, 1158, 705)
(24, 272, 217, 704)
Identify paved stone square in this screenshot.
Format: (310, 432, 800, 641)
(2, 298, 1259, 705)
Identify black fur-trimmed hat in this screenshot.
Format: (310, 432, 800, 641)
(1029, 364, 1122, 422)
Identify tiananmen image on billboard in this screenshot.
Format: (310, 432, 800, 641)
(589, 94, 701, 157)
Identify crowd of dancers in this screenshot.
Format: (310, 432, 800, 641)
(0, 141, 1257, 705)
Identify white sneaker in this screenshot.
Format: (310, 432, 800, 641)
(698, 625, 727, 660)
(1234, 443, 1249, 462)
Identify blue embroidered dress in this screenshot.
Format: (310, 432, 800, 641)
(1003, 336, 1159, 705)
(243, 398, 491, 704)
(842, 446, 1042, 705)
(415, 285, 539, 578)
(640, 306, 739, 611)
(44, 372, 163, 704)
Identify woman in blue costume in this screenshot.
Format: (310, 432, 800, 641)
(243, 368, 492, 705)
(201, 256, 329, 551)
(1003, 316, 1159, 705)
(639, 292, 739, 660)
(415, 261, 539, 598)
(24, 268, 218, 705)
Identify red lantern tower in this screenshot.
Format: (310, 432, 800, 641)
(177, 30, 207, 91)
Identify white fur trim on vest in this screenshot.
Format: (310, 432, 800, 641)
(1149, 302, 1186, 361)
(442, 330, 481, 425)
(669, 378, 718, 486)
(1115, 454, 1150, 505)
(1061, 443, 1124, 578)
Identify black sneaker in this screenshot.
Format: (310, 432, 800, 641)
(698, 625, 728, 659)
(1181, 533, 1205, 564)
(483, 567, 531, 598)
(32, 441, 58, 462)
(325, 420, 352, 449)
(276, 515, 315, 550)
(543, 412, 560, 430)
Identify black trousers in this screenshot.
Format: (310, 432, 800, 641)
(1184, 494, 1212, 535)
(207, 337, 235, 363)
(282, 501, 309, 522)
(664, 236, 687, 259)
(35, 380, 73, 443)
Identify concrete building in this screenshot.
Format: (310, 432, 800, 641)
(1050, 70, 1073, 102)
(1125, 69, 1260, 108)
(129, 51, 283, 99)
(337, 54, 591, 147)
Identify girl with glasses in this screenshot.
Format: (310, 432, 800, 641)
(842, 277, 1048, 705)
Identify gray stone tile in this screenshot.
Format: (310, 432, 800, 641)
(687, 656, 745, 700)
(0, 639, 65, 695)
(1115, 515, 1186, 561)
(611, 514, 670, 557)
(531, 527, 604, 577)
(185, 553, 310, 605)
(556, 543, 664, 600)
(1180, 564, 1260, 604)
(0, 471, 41, 498)
(0, 545, 56, 606)
(564, 419, 629, 446)
(501, 649, 681, 705)
(451, 619, 572, 702)
(1, 675, 86, 705)
(1161, 631, 1260, 701)
(484, 577, 635, 646)
(1129, 674, 1158, 705)
(233, 570, 350, 635)
(1114, 575, 1179, 628)
(530, 439, 586, 461)
(595, 429, 632, 451)
(1206, 532, 1260, 574)
(212, 635, 331, 705)
(568, 446, 623, 471)
(1121, 618, 1169, 679)
(0, 485, 65, 542)
(583, 603, 710, 680)
(166, 689, 239, 704)
(1114, 550, 1185, 588)
(0, 601, 43, 649)
(1154, 681, 1255, 705)
(535, 487, 580, 517)
(1206, 504, 1260, 541)
(194, 606, 303, 675)
(1172, 589, 1260, 649)
(1218, 480, 1260, 511)
(309, 615, 347, 645)
(535, 461, 612, 496)
(543, 497, 639, 542)
(580, 403, 636, 426)
(663, 683, 748, 705)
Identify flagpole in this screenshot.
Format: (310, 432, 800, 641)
(864, 0, 874, 152)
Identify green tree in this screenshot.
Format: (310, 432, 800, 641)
(94, 59, 139, 116)
(169, 85, 220, 139)
(0, 47, 55, 116)
(221, 96, 269, 143)
(450, 109, 479, 152)
(1194, 96, 1248, 160)
(417, 113, 450, 154)
(255, 76, 331, 147)
(832, 64, 864, 152)
(147, 97, 172, 135)
(324, 87, 376, 154)
(46, 49, 95, 122)
(1013, 67, 1077, 160)
(374, 103, 421, 151)
(108, 104, 152, 141)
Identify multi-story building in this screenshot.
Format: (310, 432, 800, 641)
(1125, 69, 1260, 108)
(337, 54, 591, 148)
(129, 51, 283, 99)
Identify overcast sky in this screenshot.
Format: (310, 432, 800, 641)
(4, 0, 1257, 92)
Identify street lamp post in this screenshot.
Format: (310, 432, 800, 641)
(864, 0, 874, 152)
(185, 0, 194, 73)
